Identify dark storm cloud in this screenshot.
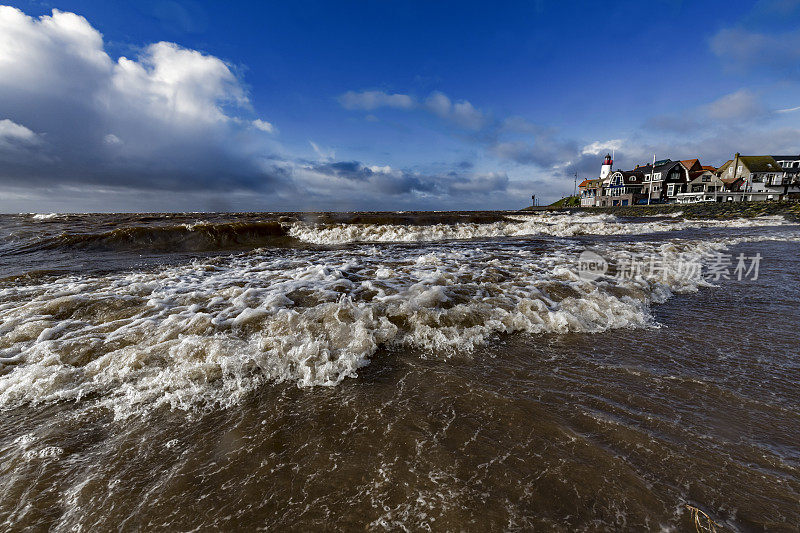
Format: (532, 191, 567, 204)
(311, 161, 375, 181)
(304, 159, 507, 197)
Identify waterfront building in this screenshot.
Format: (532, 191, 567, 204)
(716, 154, 786, 201)
(578, 178, 603, 207)
(675, 170, 725, 204)
(638, 159, 691, 203)
(597, 170, 645, 206)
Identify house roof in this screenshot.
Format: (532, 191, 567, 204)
(688, 170, 705, 180)
(651, 160, 687, 180)
(770, 155, 800, 161)
(701, 165, 717, 172)
(608, 170, 645, 185)
(680, 159, 702, 171)
(739, 155, 783, 173)
(717, 159, 734, 174)
(578, 179, 591, 187)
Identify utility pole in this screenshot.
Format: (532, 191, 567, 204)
(732, 152, 741, 201)
(573, 172, 578, 200)
(714, 171, 718, 203)
(647, 154, 655, 206)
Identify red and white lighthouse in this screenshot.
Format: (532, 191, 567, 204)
(600, 153, 613, 181)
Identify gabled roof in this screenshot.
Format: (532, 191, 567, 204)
(654, 160, 681, 172)
(688, 170, 706, 180)
(680, 159, 702, 172)
(701, 165, 717, 172)
(717, 159, 734, 175)
(580, 178, 603, 188)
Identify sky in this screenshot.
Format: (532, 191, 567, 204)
(1, 0, 799, 212)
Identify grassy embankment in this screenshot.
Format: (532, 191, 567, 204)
(546, 196, 580, 208)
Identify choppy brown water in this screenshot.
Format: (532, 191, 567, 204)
(0, 211, 798, 531)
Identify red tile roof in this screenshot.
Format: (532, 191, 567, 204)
(680, 159, 701, 171)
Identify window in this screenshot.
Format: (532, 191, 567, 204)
(738, 165, 743, 172)
(667, 183, 675, 196)
(729, 167, 733, 175)
(645, 174, 651, 182)
(654, 172, 662, 180)
(702, 175, 710, 182)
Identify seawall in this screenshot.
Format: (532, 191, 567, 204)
(521, 202, 800, 222)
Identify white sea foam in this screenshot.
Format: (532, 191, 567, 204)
(286, 212, 788, 244)
(0, 223, 797, 418)
(30, 213, 59, 220)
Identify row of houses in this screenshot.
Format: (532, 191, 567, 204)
(578, 153, 800, 207)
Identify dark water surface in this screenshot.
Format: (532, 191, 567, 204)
(0, 212, 798, 531)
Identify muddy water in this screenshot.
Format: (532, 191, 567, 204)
(0, 211, 798, 531)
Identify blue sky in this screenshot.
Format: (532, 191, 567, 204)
(1, 0, 799, 212)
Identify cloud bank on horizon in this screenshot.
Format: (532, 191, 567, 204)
(0, 1, 799, 212)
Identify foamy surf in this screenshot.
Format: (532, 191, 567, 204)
(2, 230, 795, 419)
(287, 212, 788, 244)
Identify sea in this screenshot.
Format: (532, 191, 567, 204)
(0, 210, 798, 531)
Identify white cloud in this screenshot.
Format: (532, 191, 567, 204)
(103, 133, 122, 145)
(252, 118, 275, 133)
(581, 139, 623, 156)
(451, 100, 485, 130)
(424, 91, 452, 118)
(0, 6, 278, 191)
(776, 105, 800, 113)
(0, 118, 39, 146)
(705, 89, 767, 120)
(423, 91, 485, 130)
(309, 140, 335, 160)
(338, 90, 415, 111)
(339, 89, 487, 131)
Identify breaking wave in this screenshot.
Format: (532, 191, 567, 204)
(7, 213, 789, 254)
(2, 231, 795, 418)
(287, 213, 788, 244)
